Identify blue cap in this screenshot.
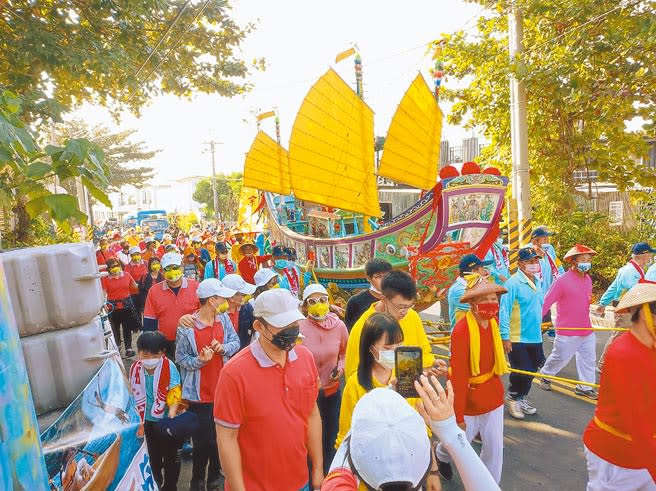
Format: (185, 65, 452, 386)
(531, 226, 553, 239)
(458, 253, 493, 273)
(518, 246, 539, 261)
(272, 245, 285, 257)
(632, 242, 656, 255)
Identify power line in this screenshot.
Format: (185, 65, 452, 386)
(131, 0, 192, 82)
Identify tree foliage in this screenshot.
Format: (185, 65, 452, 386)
(56, 119, 157, 190)
(439, 0, 656, 223)
(0, 90, 110, 244)
(192, 172, 242, 222)
(0, 0, 263, 125)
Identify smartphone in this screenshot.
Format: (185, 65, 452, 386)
(394, 347, 423, 398)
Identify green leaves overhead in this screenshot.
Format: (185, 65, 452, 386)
(439, 0, 656, 222)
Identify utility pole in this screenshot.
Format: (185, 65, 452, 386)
(508, 2, 532, 246)
(203, 140, 223, 221)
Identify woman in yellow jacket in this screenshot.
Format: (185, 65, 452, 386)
(336, 312, 441, 491)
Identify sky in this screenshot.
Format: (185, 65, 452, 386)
(71, 0, 485, 184)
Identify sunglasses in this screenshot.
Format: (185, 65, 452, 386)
(164, 265, 181, 272)
(307, 296, 329, 306)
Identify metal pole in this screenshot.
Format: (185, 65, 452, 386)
(210, 142, 218, 220)
(509, 2, 532, 243)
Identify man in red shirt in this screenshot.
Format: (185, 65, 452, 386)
(583, 281, 656, 491)
(215, 289, 323, 491)
(144, 252, 200, 360)
(96, 238, 113, 266)
(435, 275, 508, 484)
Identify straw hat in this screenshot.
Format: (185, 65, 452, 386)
(460, 278, 508, 303)
(563, 244, 597, 262)
(239, 240, 257, 253)
(615, 281, 656, 313)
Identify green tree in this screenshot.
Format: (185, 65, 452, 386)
(56, 120, 157, 190)
(0, 0, 263, 124)
(193, 172, 243, 222)
(0, 90, 110, 245)
(439, 0, 656, 223)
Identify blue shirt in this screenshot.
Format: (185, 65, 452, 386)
(203, 258, 237, 280)
(484, 242, 510, 285)
(144, 358, 180, 422)
(447, 277, 469, 329)
(499, 271, 544, 343)
(599, 261, 644, 306)
(537, 243, 563, 296)
(646, 263, 656, 282)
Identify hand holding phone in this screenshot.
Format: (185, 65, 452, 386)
(395, 346, 423, 398)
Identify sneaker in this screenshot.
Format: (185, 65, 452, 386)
(436, 459, 453, 481)
(519, 399, 538, 415)
(575, 387, 599, 400)
(539, 378, 552, 391)
(507, 399, 525, 419)
(125, 349, 136, 358)
(181, 441, 193, 456)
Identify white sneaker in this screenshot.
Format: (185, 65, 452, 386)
(507, 399, 525, 419)
(519, 399, 538, 415)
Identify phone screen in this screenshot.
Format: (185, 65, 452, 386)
(395, 347, 423, 398)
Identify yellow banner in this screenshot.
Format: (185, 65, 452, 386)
(256, 110, 276, 121)
(335, 47, 356, 63)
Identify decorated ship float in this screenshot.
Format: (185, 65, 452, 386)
(243, 50, 507, 309)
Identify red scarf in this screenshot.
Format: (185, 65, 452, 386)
(542, 248, 559, 278)
(284, 268, 300, 295)
(129, 355, 170, 422)
(491, 244, 509, 268)
(214, 258, 235, 276)
(629, 260, 646, 280)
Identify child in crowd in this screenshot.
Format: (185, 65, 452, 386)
(130, 331, 182, 491)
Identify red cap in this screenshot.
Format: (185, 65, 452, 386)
(461, 161, 481, 175)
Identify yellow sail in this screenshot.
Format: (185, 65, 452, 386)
(378, 73, 443, 190)
(243, 130, 291, 195)
(288, 68, 380, 217)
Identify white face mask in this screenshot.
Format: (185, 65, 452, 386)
(141, 358, 160, 370)
(370, 284, 382, 295)
(525, 264, 541, 274)
(373, 348, 395, 370)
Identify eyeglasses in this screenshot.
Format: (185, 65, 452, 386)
(307, 296, 329, 306)
(164, 265, 181, 272)
(388, 301, 415, 313)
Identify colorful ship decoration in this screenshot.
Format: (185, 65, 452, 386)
(243, 54, 507, 310)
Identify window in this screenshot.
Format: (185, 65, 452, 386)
(608, 201, 623, 225)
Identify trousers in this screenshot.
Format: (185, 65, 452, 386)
(109, 308, 136, 352)
(435, 405, 504, 483)
(317, 389, 341, 475)
(541, 333, 596, 390)
(144, 420, 181, 491)
(508, 342, 545, 400)
(188, 402, 221, 485)
(585, 446, 656, 491)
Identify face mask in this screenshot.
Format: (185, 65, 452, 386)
(308, 302, 330, 320)
(475, 302, 500, 320)
(525, 264, 541, 274)
(151, 264, 161, 273)
(373, 348, 395, 370)
(164, 269, 183, 282)
(274, 259, 288, 269)
(288, 260, 296, 267)
(216, 301, 229, 314)
(242, 294, 253, 304)
(131, 255, 142, 262)
(108, 266, 121, 274)
(269, 283, 280, 289)
(576, 262, 592, 273)
(268, 325, 300, 351)
(100, 245, 108, 251)
(370, 284, 382, 295)
(141, 358, 160, 370)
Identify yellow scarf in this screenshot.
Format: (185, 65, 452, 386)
(465, 310, 509, 377)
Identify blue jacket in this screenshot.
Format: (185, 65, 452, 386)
(484, 242, 510, 285)
(447, 277, 469, 329)
(646, 263, 656, 281)
(537, 243, 563, 296)
(500, 271, 544, 343)
(175, 312, 240, 401)
(599, 261, 644, 306)
(203, 258, 238, 280)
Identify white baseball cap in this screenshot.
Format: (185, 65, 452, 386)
(144, 236, 156, 244)
(222, 274, 256, 295)
(128, 246, 142, 255)
(302, 283, 328, 301)
(253, 289, 305, 328)
(163, 233, 172, 240)
(197, 278, 237, 299)
(160, 252, 183, 269)
(349, 388, 431, 489)
(254, 268, 278, 287)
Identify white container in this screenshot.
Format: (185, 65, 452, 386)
(2, 242, 105, 337)
(21, 317, 107, 415)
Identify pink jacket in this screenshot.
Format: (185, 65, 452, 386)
(542, 268, 593, 336)
(299, 313, 348, 390)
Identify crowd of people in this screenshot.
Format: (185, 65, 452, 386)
(95, 225, 656, 491)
